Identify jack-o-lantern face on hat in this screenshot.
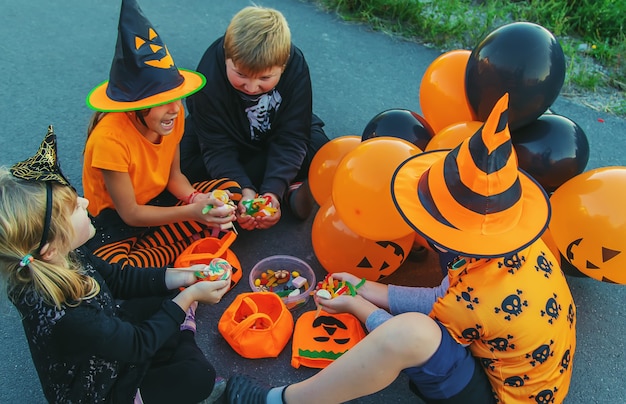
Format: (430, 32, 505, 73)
(86, 0, 205, 112)
(291, 311, 366, 369)
(549, 167, 626, 284)
(312, 199, 414, 281)
(134, 27, 175, 70)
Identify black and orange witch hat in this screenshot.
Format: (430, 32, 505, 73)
(391, 94, 550, 258)
(86, 0, 205, 112)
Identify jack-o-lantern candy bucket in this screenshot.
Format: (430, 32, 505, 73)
(174, 231, 242, 291)
(291, 310, 366, 369)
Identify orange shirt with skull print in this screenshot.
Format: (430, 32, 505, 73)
(430, 239, 576, 403)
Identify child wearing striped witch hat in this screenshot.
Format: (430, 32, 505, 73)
(83, 0, 241, 270)
(224, 94, 576, 404)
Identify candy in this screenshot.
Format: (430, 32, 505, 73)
(314, 289, 332, 318)
(274, 269, 290, 284)
(316, 289, 332, 300)
(195, 258, 232, 281)
(242, 196, 278, 217)
(252, 267, 310, 304)
(202, 190, 237, 229)
(291, 276, 307, 289)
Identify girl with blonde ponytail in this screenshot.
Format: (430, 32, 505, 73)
(0, 174, 99, 308)
(1, 126, 230, 403)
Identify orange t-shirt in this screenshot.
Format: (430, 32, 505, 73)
(430, 239, 576, 403)
(82, 110, 185, 217)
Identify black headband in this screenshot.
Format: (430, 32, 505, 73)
(38, 182, 53, 252)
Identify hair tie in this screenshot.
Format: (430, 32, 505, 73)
(19, 254, 34, 268)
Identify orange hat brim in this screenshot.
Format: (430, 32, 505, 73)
(86, 69, 206, 112)
(391, 150, 551, 258)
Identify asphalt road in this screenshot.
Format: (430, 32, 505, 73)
(1, 0, 625, 402)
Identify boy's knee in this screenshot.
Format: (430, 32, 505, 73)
(379, 313, 442, 356)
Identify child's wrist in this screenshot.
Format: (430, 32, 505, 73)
(184, 191, 200, 204)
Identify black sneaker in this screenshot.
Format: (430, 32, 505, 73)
(226, 374, 270, 404)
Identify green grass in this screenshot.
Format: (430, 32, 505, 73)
(313, 0, 626, 116)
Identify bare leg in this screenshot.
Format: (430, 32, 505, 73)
(284, 312, 442, 404)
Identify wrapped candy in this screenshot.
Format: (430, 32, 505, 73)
(195, 258, 232, 282)
(202, 190, 237, 230)
(202, 189, 236, 214)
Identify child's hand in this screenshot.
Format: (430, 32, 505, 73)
(328, 272, 362, 287)
(191, 192, 210, 203)
(165, 267, 197, 289)
(236, 205, 257, 230)
(249, 193, 281, 230)
(196, 194, 236, 226)
(316, 294, 378, 323)
(187, 279, 230, 305)
(315, 293, 360, 314)
(236, 191, 280, 230)
(253, 206, 281, 230)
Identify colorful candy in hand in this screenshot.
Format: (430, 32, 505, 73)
(195, 258, 232, 282)
(202, 189, 237, 215)
(313, 273, 364, 299)
(242, 196, 278, 217)
(202, 190, 237, 231)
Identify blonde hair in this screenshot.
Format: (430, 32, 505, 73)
(224, 5, 291, 74)
(0, 168, 99, 308)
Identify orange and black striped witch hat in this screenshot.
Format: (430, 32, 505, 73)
(86, 0, 205, 112)
(391, 94, 550, 257)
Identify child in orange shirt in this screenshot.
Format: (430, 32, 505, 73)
(83, 0, 241, 268)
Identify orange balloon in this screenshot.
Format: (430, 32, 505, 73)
(308, 135, 361, 205)
(549, 166, 626, 284)
(332, 137, 421, 241)
(419, 50, 476, 133)
(312, 199, 414, 281)
(426, 121, 484, 151)
(541, 227, 588, 278)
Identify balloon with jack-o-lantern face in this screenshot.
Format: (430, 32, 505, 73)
(312, 199, 414, 281)
(549, 167, 626, 284)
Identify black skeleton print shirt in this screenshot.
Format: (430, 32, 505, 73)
(184, 36, 314, 199)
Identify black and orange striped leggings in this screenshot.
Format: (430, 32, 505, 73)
(86, 178, 242, 268)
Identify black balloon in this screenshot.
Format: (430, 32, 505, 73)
(512, 114, 590, 194)
(361, 109, 434, 150)
(465, 22, 566, 130)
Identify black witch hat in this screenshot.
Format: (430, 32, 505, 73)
(86, 0, 205, 112)
(10, 125, 71, 187)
